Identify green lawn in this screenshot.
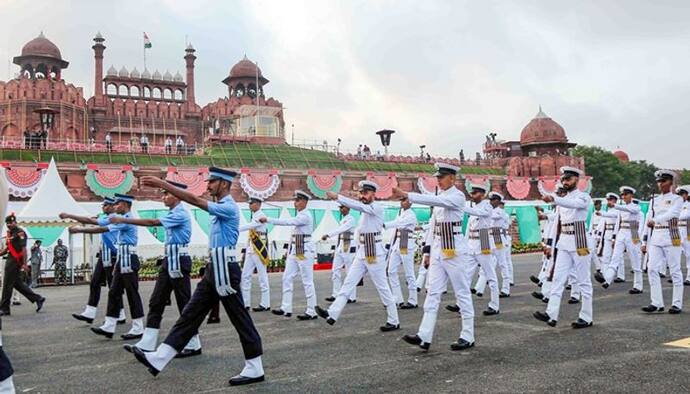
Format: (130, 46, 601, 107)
(0, 144, 504, 175)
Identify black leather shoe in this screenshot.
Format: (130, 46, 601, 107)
(12, 301, 21, 306)
(629, 288, 643, 294)
(207, 316, 220, 324)
(567, 297, 580, 304)
(325, 296, 336, 302)
(72, 313, 94, 324)
(133, 347, 160, 377)
(613, 278, 625, 283)
(0, 310, 10, 317)
(529, 275, 540, 285)
(252, 306, 270, 312)
(380, 323, 400, 332)
(117, 319, 127, 325)
(347, 299, 357, 304)
(446, 304, 460, 313)
(36, 297, 46, 312)
(123, 344, 148, 354)
(659, 273, 666, 278)
(296, 314, 317, 321)
(229, 375, 264, 386)
(684, 280, 690, 286)
(245, 306, 250, 312)
(450, 338, 474, 351)
(315, 305, 330, 321)
(475, 292, 483, 298)
(499, 292, 510, 298)
(593, 271, 605, 284)
(531, 291, 544, 300)
(641, 305, 664, 313)
(668, 306, 682, 314)
(571, 318, 593, 329)
(400, 302, 418, 309)
(667, 278, 673, 284)
(175, 348, 202, 358)
(470, 288, 477, 294)
(271, 309, 291, 317)
(483, 308, 499, 316)
(542, 297, 549, 304)
(91, 327, 114, 339)
(602, 282, 609, 289)
(121, 333, 143, 340)
(417, 287, 421, 292)
(402, 334, 430, 350)
(533, 311, 556, 327)
(565, 284, 572, 291)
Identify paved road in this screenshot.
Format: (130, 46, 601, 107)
(3, 254, 690, 393)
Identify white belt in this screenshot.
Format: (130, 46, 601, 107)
(117, 244, 137, 273)
(209, 246, 237, 296)
(166, 244, 189, 276)
(101, 246, 114, 267)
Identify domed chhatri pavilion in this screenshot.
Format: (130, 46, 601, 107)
(0, 32, 285, 145)
(613, 150, 630, 162)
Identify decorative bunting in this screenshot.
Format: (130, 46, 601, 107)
(506, 176, 531, 200)
(463, 175, 490, 193)
(166, 167, 208, 196)
(85, 164, 135, 198)
(537, 176, 560, 195)
(417, 173, 438, 195)
(239, 168, 280, 200)
(306, 170, 342, 199)
(0, 162, 48, 198)
(366, 172, 397, 199)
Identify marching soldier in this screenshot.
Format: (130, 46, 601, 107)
(132, 168, 265, 386)
(589, 199, 604, 273)
(0, 213, 46, 316)
(415, 218, 435, 292)
(533, 167, 593, 329)
(323, 203, 357, 303)
(474, 192, 511, 297)
(641, 170, 683, 314)
(396, 163, 475, 351)
(384, 196, 419, 309)
(465, 185, 500, 316)
(262, 191, 318, 320)
(80, 194, 146, 340)
(595, 186, 644, 293)
(239, 197, 271, 312)
(315, 181, 401, 332)
(676, 185, 690, 285)
(68, 198, 126, 325)
(113, 181, 202, 358)
(595, 193, 620, 279)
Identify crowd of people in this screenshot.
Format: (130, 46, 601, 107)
(1, 161, 689, 391)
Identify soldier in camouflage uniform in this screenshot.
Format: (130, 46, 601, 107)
(52, 239, 69, 285)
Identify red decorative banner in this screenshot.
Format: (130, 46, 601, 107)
(537, 176, 560, 195)
(306, 170, 342, 199)
(166, 167, 208, 196)
(506, 176, 531, 200)
(463, 175, 490, 192)
(417, 173, 438, 195)
(84, 164, 135, 198)
(0, 162, 48, 198)
(366, 172, 397, 199)
(239, 168, 280, 200)
(577, 175, 592, 193)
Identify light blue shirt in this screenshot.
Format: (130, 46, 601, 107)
(97, 214, 118, 254)
(159, 203, 191, 245)
(207, 195, 239, 248)
(102, 212, 138, 246)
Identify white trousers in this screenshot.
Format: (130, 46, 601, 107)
(505, 244, 514, 283)
(0, 376, 14, 393)
(416, 263, 428, 290)
(681, 236, 690, 281)
(417, 247, 474, 344)
(545, 250, 593, 323)
(589, 236, 602, 271)
(328, 255, 399, 325)
(280, 254, 316, 315)
(241, 253, 270, 308)
(647, 245, 683, 309)
(599, 238, 615, 267)
(606, 235, 643, 289)
(331, 251, 356, 300)
(476, 248, 510, 294)
(388, 250, 418, 305)
(469, 253, 499, 311)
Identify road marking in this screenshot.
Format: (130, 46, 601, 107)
(664, 337, 690, 348)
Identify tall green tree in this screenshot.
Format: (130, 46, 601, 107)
(572, 145, 658, 199)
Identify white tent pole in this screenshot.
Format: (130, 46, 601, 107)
(68, 230, 74, 285)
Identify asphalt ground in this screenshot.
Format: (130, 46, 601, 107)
(2, 253, 690, 393)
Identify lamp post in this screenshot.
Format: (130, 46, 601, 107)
(375, 129, 395, 156)
(419, 144, 426, 159)
(33, 106, 57, 148)
(336, 138, 342, 155)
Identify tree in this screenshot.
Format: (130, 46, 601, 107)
(572, 145, 658, 199)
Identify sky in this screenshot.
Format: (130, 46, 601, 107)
(1, 0, 689, 168)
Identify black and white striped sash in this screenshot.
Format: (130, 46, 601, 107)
(210, 246, 236, 296)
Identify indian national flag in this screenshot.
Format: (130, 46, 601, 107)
(144, 32, 152, 49)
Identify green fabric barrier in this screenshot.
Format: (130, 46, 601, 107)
(26, 226, 65, 246)
(384, 207, 400, 222)
(412, 207, 431, 223)
(513, 206, 541, 244)
(138, 209, 168, 242)
(192, 209, 210, 236)
(309, 209, 325, 229)
(263, 208, 282, 233)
